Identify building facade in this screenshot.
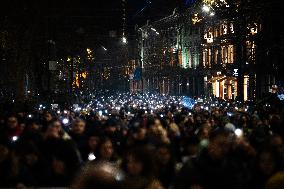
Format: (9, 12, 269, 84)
(138, 0, 282, 100)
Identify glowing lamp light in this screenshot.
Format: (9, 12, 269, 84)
(62, 118, 69, 125)
(122, 36, 127, 44)
(88, 153, 96, 161)
(202, 5, 210, 12)
(210, 12, 215, 16)
(102, 46, 107, 51)
(87, 48, 92, 54)
(235, 129, 243, 137)
(12, 136, 18, 142)
(28, 114, 32, 118)
(99, 110, 103, 116)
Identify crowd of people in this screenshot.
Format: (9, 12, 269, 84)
(0, 93, 284, 189)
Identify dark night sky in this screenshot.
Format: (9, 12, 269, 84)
(1, 0, 183, 56)
(2, 0, 183, 31)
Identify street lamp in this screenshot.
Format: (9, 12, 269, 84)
(202, 4, 215, 17)
(86, 48, 92, 55)
(102, 46, 108, 51)
(151, 27, 159, 35)
(151, 28, 157, 32)
(202, 5, 210, 13)
(122, 36, 127, 44)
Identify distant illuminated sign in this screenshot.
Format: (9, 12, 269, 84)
(204, 32, 213, 43)
(233, 69, 238, 76)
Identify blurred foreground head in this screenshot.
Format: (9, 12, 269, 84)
(72, 162, 124, 189)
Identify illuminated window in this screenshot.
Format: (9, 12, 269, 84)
(221, 46, 227, 64)
(221, 45, 234, 64)
(220, 22, 228, 35)
(214, 49, 219, 64)
(230, 23, 234, 33)
(228, 45, 234, 64)
(203, 50, 206, 67)
(204, 31, 213, 43)
(203, 48, 212, 67)
(246, 41, 256, 64)
(244, 75, 249, 101)
(214, 27, 219, 37)
(208, 49, 212, 67)
(249, 23, 258, 35)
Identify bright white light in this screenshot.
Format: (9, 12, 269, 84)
(99, 110, 103, 116)
(122, 36, 127, 44)
(12, 136, 18, 142)
(115, 173, 124, 181)
(151, 28, 157, 32)
(62, 118, 69, 125)
(64, 110, 68, 114)
(205, 107, 209, 111)
(102, 46, 107, 51)
(187, 83, 190, 86)
(39, 104, 43, 108)
(88, 153, 96, 161)
(160, 114, 164, 118)
(76, 107, 82, 111)
(235, 129, 243, 137)
(210, 12, 215, 16)
(57, 110, 61, 114)
(28, 114, 32, 118)
(202, 5, 210, 12)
